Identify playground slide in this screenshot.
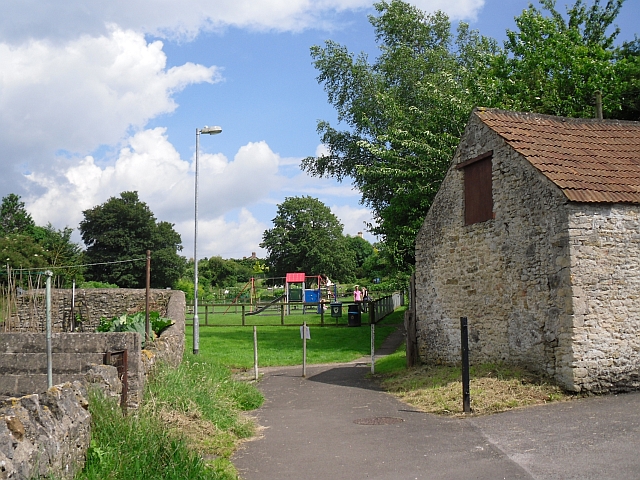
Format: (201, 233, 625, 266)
(245, 294, 287, 316)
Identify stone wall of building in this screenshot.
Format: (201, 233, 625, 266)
(567, 204, 640, 392)
(6, 288, 172, 333)
(0, 365, 121, 480)
(415, 115, 575, 382)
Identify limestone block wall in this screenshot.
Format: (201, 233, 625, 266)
(141, 289, 186, 373)
(6, 288, 172, 333)
(0, 332, 144, 407)
(567, 204, 640, 392)
(0, 289, 185, 408)
(415, 115, 574, 380)
(0, 365, 122, 480)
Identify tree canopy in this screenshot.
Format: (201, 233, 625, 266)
(79, 191, 184, 288)
(260, 196, 356, 282)
(303, 0, 499, 270)
(1, 193, 35, 236)
(494, 0, 634, 118)
(0, 194, 83, 286)
(304, 0, 638, 273)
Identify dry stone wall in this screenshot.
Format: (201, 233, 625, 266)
(6, 289, 172, 333)
(0, 332, 143, 407)
(0, 289, 185, 408)
(0, 366, 122, 480)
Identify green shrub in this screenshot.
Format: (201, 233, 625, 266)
(97, 311, 173, 347)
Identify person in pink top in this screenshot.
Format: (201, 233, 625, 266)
(353, 285, 362, 302)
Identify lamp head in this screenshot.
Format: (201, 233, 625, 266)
(201, 125, 222, 135)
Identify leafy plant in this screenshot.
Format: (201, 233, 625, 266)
(97, 311, 173, 347)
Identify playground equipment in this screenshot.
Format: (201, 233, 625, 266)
(213, 273, 338, 316)
(284, 273, 335, 314)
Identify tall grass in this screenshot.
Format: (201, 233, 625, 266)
(80, 360, 264, 479)
(81, 390, 213, 480)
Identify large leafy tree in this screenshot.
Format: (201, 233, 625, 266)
(80, 191, 184, 288)
(0, 195, 83, 286)
(260, 196, 356, 283)
(493, 0, 632, 118)
(612, 36, 640, 120)
(305, 0, 637, 274)
(0, 193, 35, 236)
(302, 1, 499, 270)
(345, 234, 375, 279)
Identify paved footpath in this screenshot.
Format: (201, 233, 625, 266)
(232, 358, 640, 480)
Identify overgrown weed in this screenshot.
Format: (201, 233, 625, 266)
(80, 359, 264, 479)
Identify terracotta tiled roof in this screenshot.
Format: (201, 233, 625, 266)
(475, 108, 640, 204)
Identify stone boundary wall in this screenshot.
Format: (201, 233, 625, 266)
(5, 289, 173, 333)
(0, 332, 143, 407)
(0, 365, 122, 480)
(141, 290, 185, 373)
(0, 290, 185, 408)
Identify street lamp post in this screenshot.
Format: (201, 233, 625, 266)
(194, 125, 222, 355)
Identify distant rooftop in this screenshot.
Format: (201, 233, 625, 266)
(475, 108, 640, 204)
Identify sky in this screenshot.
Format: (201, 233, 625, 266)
(1, 0, 638, 261)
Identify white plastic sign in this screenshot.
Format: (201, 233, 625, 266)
(300, 325, 311, 339)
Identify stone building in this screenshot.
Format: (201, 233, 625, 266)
(414, 108, 640, 393)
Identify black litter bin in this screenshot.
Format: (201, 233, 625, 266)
(347, 304, 361, 327)
(330, 303, 343, 318)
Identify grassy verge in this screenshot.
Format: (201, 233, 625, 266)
(80, 360, 264, 479)
(187, 323, 397, 368)
(374, 344, 573, 416)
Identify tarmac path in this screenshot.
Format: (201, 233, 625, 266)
(232, 329, 640, 479)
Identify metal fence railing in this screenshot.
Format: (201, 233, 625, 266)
(186, 292, 405, 327)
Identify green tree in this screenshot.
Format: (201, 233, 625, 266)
(32, 224, 84, 287)
(260, 196, 356, 282)
(305, 0, 637, 275)
(79, 191, 184, 288)
(0, 194, 35, 236)
(199, 256, 238, 288)
(493, 0, 630, 118)
(0, 234, 49, 272)
(345, 235, 375, 279)
(612, 36, 640, 120)
(302, 0, 499, 270)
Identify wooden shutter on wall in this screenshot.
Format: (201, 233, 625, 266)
(456, 151, 493, 225)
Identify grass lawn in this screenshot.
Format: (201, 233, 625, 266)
(185, 306, 405, 368)
(187, 306, 371, 327)
(186, 322, 397, 368)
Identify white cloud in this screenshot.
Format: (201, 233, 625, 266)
(0, 27, 219, 194)
(0, 0, 485, 43)
(179, 208, 269, 260)
(25, 131, 289, 258)
(315, 143, 330, 158)
(331, 204, 377, 243)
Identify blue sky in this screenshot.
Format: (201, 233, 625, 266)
(0, 0, 638, 260)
